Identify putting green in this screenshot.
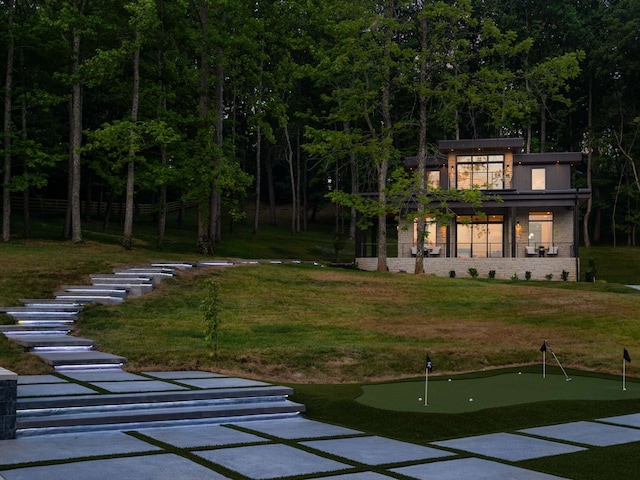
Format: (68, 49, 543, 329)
(357, 372, 640, 413)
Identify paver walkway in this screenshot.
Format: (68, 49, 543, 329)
(3, 370, 640, 479)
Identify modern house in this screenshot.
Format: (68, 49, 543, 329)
(355, 138, 591, 280)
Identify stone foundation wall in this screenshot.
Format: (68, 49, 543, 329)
(0, 368, 18, 440)
(356, 257, 579, 281)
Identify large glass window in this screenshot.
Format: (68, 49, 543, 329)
(456, 154, 504, 190)
(426, 170, 440, 190)
(456, 215, 504, 258)
(413, 217, 436, 247)
(528, 212, 553, 247)
(531, 168, 546, 190)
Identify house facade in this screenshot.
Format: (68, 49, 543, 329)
(355, 138, 591, 281)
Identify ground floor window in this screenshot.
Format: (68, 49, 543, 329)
(528, 212, 553, 247)
(456, 215, 503, 258)
(413, 217, 436, 247)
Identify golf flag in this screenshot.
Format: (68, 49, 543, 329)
(540, 341, 547, 352)
(541, 341, 547, 379)
(623, 348, 631, 391)
(426, 355, 433, 372)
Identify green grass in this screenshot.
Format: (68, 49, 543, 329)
(3, 209, 640, 479)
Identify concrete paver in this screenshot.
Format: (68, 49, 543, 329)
(88, 380, 189, 393)
(392, 457, 570, 480)
(234, 417, 362, 439)
(0, 453, 229, 480)
(61, 371, 147, 382)
(18, 382, 98, 397)
(143, 371, 226, 379)
(17, 374, 66, 384)
(140, 424, 270, 448)
(175, 377, 270, 389)
(597, 412, 640, 428)
(432, 432, 586, 461)
(302, 435, 454, 465)
(194, 443, 351, 479)
(0, 431, 160, 465)
(520, 420, 640, 447)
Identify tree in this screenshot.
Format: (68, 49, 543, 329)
(2, 0, 15, 242)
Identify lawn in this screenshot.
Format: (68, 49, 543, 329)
(2, 209, 640, 479)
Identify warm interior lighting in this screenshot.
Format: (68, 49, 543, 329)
(515, 221, 522, 240)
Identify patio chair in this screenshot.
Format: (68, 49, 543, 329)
(547, 246, 558, 256)
(525, 246, 537, 257)
(429, 246, 441, 257)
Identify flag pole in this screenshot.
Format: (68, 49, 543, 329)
(540, 340, 547, 379)
(623, 348, 631, 391)
(424, 365, 429, 406)
(424, 354, 432, 406)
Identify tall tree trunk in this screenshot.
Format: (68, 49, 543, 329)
(2, 0, 15, 243)
(284, 123, 296, 235)
(266, 145, 277, 225)
(196, 0, 211, 254)
(70, 10, 84, 244)
(253, 124, 261, 234)
(583, 76, 593, 247)
(156, 0, 167, 249)
(344, 121, 357, 240)
(123, 33, 141, 250)
(414, 7, 428, 275)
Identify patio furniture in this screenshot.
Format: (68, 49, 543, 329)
(525, 246, 536, 257)
(429, 246, 441, 257)
(538, 245, 546, 257)
(547, 246, 558, 256)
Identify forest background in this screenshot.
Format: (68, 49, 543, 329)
(1, 0, 639, 254)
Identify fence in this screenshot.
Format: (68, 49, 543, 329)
(7, 196, 198, 216)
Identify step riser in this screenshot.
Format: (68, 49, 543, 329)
(17, 412, 301, 437)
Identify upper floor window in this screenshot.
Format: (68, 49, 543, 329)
(426, 170, 440, 190)
(456, 154, 504, 190)
(532, 168, 546, 190)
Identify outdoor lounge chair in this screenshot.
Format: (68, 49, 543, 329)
(547, 246, 558, 256)
(525, 246, 537, 257)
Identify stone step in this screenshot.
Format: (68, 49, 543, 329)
(89, 274, 153, 283)
(15, 318, 77, 326)
(53, 293, 124, 305)
(110, 271, 171, 285)
(19, 299, 82, 306)
(89, 281, 152, 297)
(150, 262, 195, 269)
(33, 351, 127, 370)
(0, 324, 73, 335)
(17, 386, 304, 434)
(10, 334, 96, 350)
(59, 286, 129, 298)
(0, 306, 82, 313)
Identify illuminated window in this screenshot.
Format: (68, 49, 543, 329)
(456, 154, 504, 190)
(426, 170, 440, 190)
(532, 168, 546, 190)
(456, 215, 504, 258)
(528, 212, 553, 246)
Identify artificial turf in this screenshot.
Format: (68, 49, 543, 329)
(357, 368, 640, 413)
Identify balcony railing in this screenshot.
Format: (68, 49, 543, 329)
(362, 242, 577, 259)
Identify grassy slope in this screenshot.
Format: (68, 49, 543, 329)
(3, 210, 640, 479)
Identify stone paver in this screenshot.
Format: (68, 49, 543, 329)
(61, 371, 147, 382)
(140, 424, 269, 448)
(18, 382, 98, 397)
(17, 375, 66, 384)
(598, 412, 640, 428)
(520, 420, 640, 447)
(175, 377, 269, 389)
(143, 371, 225, 379)
(392, 457, 570, 480)
(0, 453, 229, 480)
(194, 443, 351, 479)
(302, 435, 454, 465)
(88, 380, 189, 393)
(236, 417, 362, 439)
(0, 431, 160, 465)
(432, 432, 586, 461)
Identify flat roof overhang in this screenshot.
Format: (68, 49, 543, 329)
(513, 152, 583, 165)
(400, 189, 591, 210)
(438, 138, 525, 153)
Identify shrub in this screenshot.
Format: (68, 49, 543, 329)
(561, 270, 569, 281)
(545, 273, 553, 281)
(449, 270, 456, 278)
(525, 271, 532, 281)
(511, 272, 519, 281)
(468, 267, 478, 278)
(488, 270, 496, 279)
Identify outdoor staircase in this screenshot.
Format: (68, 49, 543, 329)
(0, 259, 313, 436)
(16, 384, 304, 436)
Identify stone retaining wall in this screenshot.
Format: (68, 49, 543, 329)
(357, 257, 579, 281)
(0, 368, 17, 440)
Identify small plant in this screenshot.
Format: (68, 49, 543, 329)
(525, 271, 531, 281)
(511, 272, 519, 281)
(200, 277, 222, 363)
(561, 270, 569, 281)
(488, 270, 496, 279)
(584, 258, 597, 282)
(545, 273, 553, 281)
(468, 267, 478, 278)
(449, 270, 456, 278)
